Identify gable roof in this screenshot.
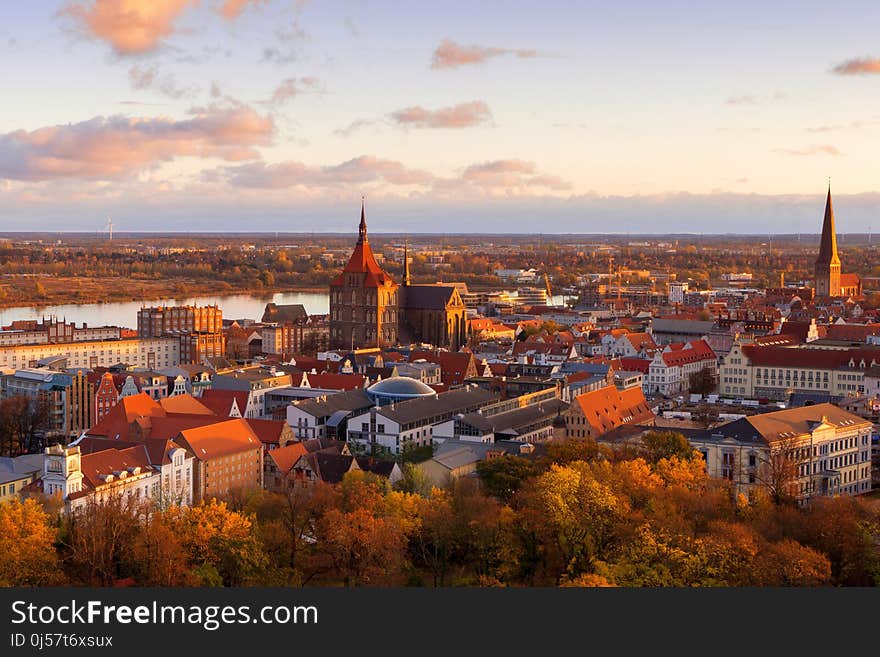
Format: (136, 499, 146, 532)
(78, 445, 154, 493)
(268, 442, 310, 476)
(199, 389, 249, 417)
(245, 418, 288, 446)
(176, 418, 261, 460)
(262, 303, 308, 323)
(571, 385, 655, 436)
(159, 394, 216, 416)
(403, 284, 462, 310)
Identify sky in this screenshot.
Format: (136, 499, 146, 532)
(2, 0, 880, 234)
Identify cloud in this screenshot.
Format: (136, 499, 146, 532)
(128, 64, 194, 99)
(390, 101, 492, 129)
(831, 57, 880, 75)
(0, 105, 274, 181)
(458, 159, 571, 191)
(333, 118, 378, 138)
(431, 38, 539, 69)
(221, 155, 436, 189)
(61, 0, 262, 55)
(774, 145, 842, 157)
(725, 95, 758, 105)
(218, 0, 266, 19)
(267, 77, 321, 105)
(261, 19, 307, 64)
(725, 92, 786, 106)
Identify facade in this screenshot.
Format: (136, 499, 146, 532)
(644, 339, 717, 396)
(719, 342, 876, 400)
(137, 305, 225, 364)
(329, 204, 468, 350)
(564, 385, 655, 439)
(93, 372, 120, 423)
(347, 386, 497, 455)
(210, 367, 292, 418)
(0, 318, 121, 347)
(175, 419, 263, 502)
(1, 368, 72, 437)
(287, 389, 374, 441)
(0, 336, 180, 370)
(0, 453, 43, 504)
(690, 403, 872, 501)
(67, 369, 94, 438)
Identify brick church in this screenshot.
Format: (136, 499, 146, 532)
(329, 203, 468, 350)
(815, 185, 861, 298)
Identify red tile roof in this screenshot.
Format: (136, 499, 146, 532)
(268, 442, 310, 476)
(659, 340, 715, 367)
(177, 418, 262, 460)
(245, 418, 288, 446)
(159, 394, 216, 415)
(199, 389, 249, 417)
(306, 372, 367, 391)
(572, 386, 655, 436)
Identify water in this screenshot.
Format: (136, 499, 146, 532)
(0, 290, 570, 330)
(0, 291, 330, 330)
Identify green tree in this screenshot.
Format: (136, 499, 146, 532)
(640, 431, 696, 464)
(476, 455, 538, 502)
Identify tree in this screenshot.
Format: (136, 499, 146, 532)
(165, 499, 268, 586)
(688, 368, 716, 395)
(476, 455, 538, 502)
(0, 498, 63, 586)
(394, 462, 434, 497)
(640, 431, 697, 464)
(542, 437, 599, 466)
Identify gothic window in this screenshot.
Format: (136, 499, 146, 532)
(351, 290, 356, 304)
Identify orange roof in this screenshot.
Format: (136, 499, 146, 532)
(199, 389, 249, 417)
(245, 418, 288, 446)
(78, 445, 153, 492)
(177, 418, 261, 460)
(624, 332, 657, 351)
(659, 339, 715, 367)
(268, 442, 310, 475)
(159, 394, 216, 416)
(572, 385, 654, 436)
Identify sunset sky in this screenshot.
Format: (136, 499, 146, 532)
(2, 1, 880, 233)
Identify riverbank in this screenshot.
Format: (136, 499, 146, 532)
(0, 275, 327, 311)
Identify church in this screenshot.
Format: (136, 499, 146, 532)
(329, 203, 468, 350)
(815, 185, 861, 298)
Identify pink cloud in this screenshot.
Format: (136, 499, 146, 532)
(390, 101, 492, 129)
(431, 38, 539, 69)
(0, 106, 274, 181)
(832, 57, 880, 74)
(774, 145, 842, 157)
(218, 0, 266, 19)
(223, 155, 435, 188)
(62, 0, 263, 54)
(461, 159, 571, 190)
(269, 76, 321, 105)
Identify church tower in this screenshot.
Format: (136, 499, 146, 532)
(815, 184, 841, 297)
(329, 202, 399, 349)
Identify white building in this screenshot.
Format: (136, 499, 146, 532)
(0, 337, 180, 371)
(668, 281, 689, 305)
(644, 339, 717, 396)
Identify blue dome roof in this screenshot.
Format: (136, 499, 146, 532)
(367, 376, 436, 399)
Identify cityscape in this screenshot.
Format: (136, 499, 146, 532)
(1, 2, 879, 593)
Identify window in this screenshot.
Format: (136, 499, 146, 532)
(748, 453, 757, 467)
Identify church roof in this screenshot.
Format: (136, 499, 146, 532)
(403, 284, 461, 309)
(331, 202, 397, 288)
(816, 185, 840, 266)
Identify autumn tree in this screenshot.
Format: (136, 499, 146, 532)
(476, 455, 539, 502)
(0, 498, 63, 586)
(640, 431, 697, 464)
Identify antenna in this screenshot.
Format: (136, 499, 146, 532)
(105, 216, 114, 241)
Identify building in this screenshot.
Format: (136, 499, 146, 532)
(0, 318, 122, 347)
(690, 403, 872, 501)
(347, 385, 497, 455)
(435, 398, 568, 444)
(815, 185, 861, 298)
(137, 305, 225, 364)
(174, 419, 263, 502)
(287, 389, 375, 441)
(260, 303, 330, 358)
(1, 368, 72, 437)
(0, 453, 43, 504)
(668, 282, 689, 305)
(718, 341, 878, 400)
(329, 203, 468, 350)
(564, 385, 655, 439)
(0, 336, 180, 371)
(210, 366, 292, 418)
(644, 340, 717, 397)
(67, 369, 94, 438)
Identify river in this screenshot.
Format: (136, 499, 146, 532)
(0, 291, 331, 329)
(0, 290, 569, 330)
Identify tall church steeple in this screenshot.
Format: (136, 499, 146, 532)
(815, 183, 842, 297)
(403, 238, 411, 286)
(358, 197, 368, 243)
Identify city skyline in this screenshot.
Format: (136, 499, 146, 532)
(3, 1, 880, 232)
